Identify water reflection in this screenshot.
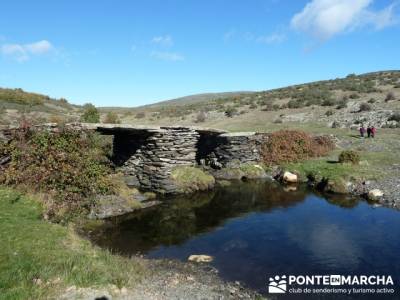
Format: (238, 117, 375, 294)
(87, 180, 400, 296)
(90, 180, 310, 254)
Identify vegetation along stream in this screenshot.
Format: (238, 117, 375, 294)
(87, 180, 400, 298)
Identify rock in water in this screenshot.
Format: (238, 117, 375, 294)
(283, 171, 298, 183)
(368, 189, 384, 201)
(188, 255, 213, 263)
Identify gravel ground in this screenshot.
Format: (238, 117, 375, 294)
(60, 259, 263, 300)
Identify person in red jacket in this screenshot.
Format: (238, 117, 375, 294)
(371, 126, 376, 138)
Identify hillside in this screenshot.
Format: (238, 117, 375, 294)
(0, 88, 80, 126)
(140, 91, 253, 108)
(1, 71, 400, 131)
(108, 70, 400, 131)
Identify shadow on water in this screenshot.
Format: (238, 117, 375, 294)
(86, 180, 400, 298)
(88, 180, 313, 254)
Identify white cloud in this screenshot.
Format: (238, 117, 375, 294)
(291, 0, 398, 40)
(256, 32, 286, 44)
(25, 40, 53, 54)
(150, 51, 184, 61)
(1, 40, 54, 62)
(151, 35, 173, 47)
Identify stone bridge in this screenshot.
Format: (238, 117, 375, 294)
(1, 123, 265, 193)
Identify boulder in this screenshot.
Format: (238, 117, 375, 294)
(188, 254, 213, 263)
(368, 189, 384, 201)
(282, 171, 298, 183)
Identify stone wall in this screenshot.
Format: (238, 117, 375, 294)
(121, 127, 200, 193)
(212, 133, 265, 167)
(1, 123, 269, 193)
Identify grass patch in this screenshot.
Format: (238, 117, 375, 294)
(284, 158, 356, 182)
(171, 166, 215, 193)
(0, 187, 144, 299)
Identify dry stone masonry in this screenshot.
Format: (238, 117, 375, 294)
(0, 123, 267, 193)
(213, 132, 264, 167)
(118, 127, 201, 193)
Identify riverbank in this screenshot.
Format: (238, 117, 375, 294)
(0, 188, 262, 299)
(280, 129, 400, 209)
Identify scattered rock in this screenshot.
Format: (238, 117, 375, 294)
(323, 178, 350, 194)
(282, 171, 298, 183)
(188, 255, 214, 263)
(368, 189, 384, 201)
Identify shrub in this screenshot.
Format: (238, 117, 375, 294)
(349, 93, 360, 99)
(0, 129, 114, 221)
(135, 112, 146, 119)
(388, 112, 400, 122)
(359, 102, 372, 112)
(322, 98, 336, 106)
(368, 98, 376, 104)
(195, 111, 207, 123)
(325, 110, 334, 116)
(287, 99, 303, 109)
(338, 150, 360, 164)
(385, 92, 396, 102)
(261, 130, 335, 165)
(273, 118, 283, 124)
(225, 107, 238, 117)
(104, 112, 120, 124)
(249, 103, 257, 109)
(336, 98, 348, 109)
(48, 115, 66, 124)
(262, 102, 274, 111)
(81, 103, 100, 123)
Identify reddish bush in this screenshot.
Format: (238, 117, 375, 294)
(261, 130, 335, 165)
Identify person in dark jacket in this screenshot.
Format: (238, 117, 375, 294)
(359, 125, 366, 138)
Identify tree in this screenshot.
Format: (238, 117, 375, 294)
(104, 112, 120, 124)
(81, 103, 100, 123)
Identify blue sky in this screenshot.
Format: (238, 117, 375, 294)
(0, 0, 399, 107)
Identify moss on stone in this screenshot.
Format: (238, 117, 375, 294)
(214, 163, 266, 180)
(324, 178, 349, 194)
(170, 166, 215, 194)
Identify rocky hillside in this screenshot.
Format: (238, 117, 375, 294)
(1, 71, 400, 130)
(112, 70, 400, 131)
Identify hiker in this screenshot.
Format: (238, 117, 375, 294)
(367, 126, 371, 138)
(359, 125, 366, 138)
(371, 126, 376, 138)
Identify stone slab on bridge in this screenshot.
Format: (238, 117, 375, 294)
(1, 123, 265, 193)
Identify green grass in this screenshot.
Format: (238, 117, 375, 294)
(0, 188, 144, 300)
(171, 166, 215, 193)
(284, 157, 357, 182)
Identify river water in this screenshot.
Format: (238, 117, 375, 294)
(88, 180, 400, 298)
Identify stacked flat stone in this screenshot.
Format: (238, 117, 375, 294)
(213, 132, 264, 167)
(121, 127, 200, 193)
